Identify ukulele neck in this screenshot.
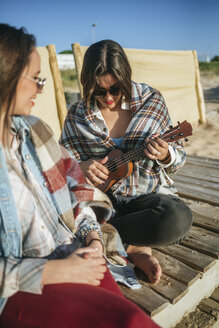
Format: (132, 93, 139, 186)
(105, 120, 193, 171)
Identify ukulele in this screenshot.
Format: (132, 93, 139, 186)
(96, 120, 193, 192)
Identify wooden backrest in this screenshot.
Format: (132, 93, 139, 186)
(31, 45, 67, 140)
(72, 43, 206, 125)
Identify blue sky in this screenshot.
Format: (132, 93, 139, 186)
(1, 0, 218, 60)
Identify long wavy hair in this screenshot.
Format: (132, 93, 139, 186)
(0, 23, 36, 294)
(0, 23, 36, 146)
(81, 39, 132, 108)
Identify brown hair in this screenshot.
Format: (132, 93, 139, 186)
(0, 23, 36, 145)
(81, 40, 132, 108)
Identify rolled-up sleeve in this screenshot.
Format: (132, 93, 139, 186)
(0, 256, 47, 298)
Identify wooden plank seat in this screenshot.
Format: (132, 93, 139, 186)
(191, 203, 219, 233)
(119, 283, 169, 317)
(155, 244, 217, 273)
(174, 155, 219, 206)
(181, 226, 219, 259)
(119, 199, 219, 327)
(151, 249, 201, 286)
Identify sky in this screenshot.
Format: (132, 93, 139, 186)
(1, 0, 218, 61)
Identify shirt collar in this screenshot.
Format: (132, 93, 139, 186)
(12, 116, 31, 141)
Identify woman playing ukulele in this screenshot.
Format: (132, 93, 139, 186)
(60, 40, 193, 285)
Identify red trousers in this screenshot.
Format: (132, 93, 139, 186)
(0, 269, 160, 328)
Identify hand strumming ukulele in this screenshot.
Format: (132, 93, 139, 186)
(96, 120, 192, 192)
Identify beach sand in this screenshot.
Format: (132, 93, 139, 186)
(184, 73, 219, 160)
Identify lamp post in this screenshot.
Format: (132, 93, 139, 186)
(91, 23, 97, 43)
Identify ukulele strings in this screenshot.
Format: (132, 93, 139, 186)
(106, 129, 181, 172)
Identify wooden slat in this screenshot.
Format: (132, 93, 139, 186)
(47, 45, 67, 128)
(193, 211, 219, 233)
(174, 308, 216, 328)
(182, 226, 219, 259)
(189, 202, 219, 219)
(71, 43, 83, 96)
(175, 176, 219, 206)
(211, 288, 219, 303)
(176, 174, 219, 191)
(182, 199, 219, 232)
(155, 244, 217, 272)
(174, 155, 219, 206)
(133, 269, 188, 305)
(186, 155, 219, 168)
(119, 283, 169, 317)
(148, 273, 188, 305)
(198, 298, 219, 319)
(152, 249, 201, 286)
(177, 162, 219, 182)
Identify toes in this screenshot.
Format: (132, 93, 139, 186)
(151, 263, 162, 282)
(127, 251, 162, 284)
(144, 260, 162, 284)
(147, 264, 161, 284)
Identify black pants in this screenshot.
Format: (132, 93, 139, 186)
(108, 193, 193, 247)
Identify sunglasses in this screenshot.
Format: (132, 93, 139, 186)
(94, 85, 121, 98)
(21, 75, 47, 91)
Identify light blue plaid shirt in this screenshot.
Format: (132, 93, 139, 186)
(0, 119, 100, 314)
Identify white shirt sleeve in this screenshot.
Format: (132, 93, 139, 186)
(156, 145, 176, 168)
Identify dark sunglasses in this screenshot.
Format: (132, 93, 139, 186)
(94, 85, 121, 98)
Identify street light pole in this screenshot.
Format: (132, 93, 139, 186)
(91, 23, 97, 43)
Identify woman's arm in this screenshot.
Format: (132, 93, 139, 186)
(0, 248, 106, 298)
(41, 247, 106, 286)
(0, 256, 47, 298)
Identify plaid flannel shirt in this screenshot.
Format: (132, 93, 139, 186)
(60, 81, 186, 201)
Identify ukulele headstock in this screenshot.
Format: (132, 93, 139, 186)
(162, 120, 193, 143)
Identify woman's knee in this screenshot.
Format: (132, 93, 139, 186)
(157, 195, 193, 244)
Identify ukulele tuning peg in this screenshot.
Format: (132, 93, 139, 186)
(184, 137, 189, 142)
(177, 121, 180, 125)
(169, 125, 173, 129)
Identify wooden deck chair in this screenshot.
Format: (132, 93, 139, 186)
(72, 43, 206, 125)
(31, 45, 67, 140)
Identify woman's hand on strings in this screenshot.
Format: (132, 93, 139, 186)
(79, 157, 109, 186)
(144, 133, 169, 162)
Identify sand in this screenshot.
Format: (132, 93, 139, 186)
(184, 73, 219, 160)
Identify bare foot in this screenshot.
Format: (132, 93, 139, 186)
(127, 245, 162, 284)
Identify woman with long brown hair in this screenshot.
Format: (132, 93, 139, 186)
(0, 24, 160, 328)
